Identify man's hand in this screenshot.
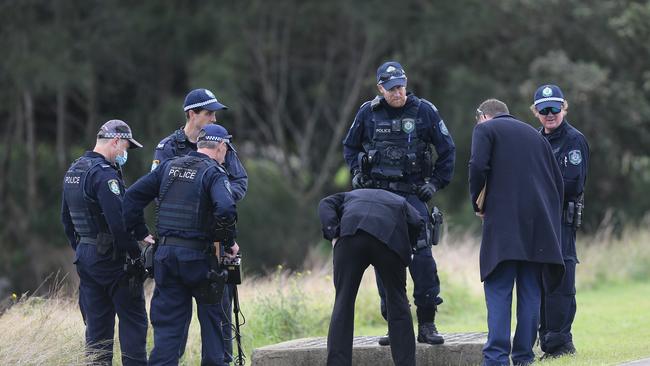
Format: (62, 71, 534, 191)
(332, 238, 338, 248)
(475, 211, 484, 219)
(352, 171, 369, 189)
(224, 242, 239, 258)
(143, 234, 155, 245)
(416, 182, 437, 202)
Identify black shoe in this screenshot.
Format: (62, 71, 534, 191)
(417, 322, 444, 345)
(540, 342, 576, 360)
(378, 333, 390, 346)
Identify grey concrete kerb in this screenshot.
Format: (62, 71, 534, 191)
(251, 333, 487, 366)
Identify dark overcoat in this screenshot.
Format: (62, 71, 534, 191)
(469, 114, 565, 285)
(318, 189, 424, 266)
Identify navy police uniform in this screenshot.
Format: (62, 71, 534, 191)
(342, 62, 455, 340)
(534, 85, 590, 357)
(124, 125, 238, 366)
(151, 89, 247, 361)
(61, 120, 147, 365)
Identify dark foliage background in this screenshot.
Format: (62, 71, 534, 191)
(1, 0, 649, 295)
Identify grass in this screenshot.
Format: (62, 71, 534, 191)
(1, 227, 649, 365)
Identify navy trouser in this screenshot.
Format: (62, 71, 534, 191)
(376, 193, 441, 323)
(177, 285, 234, 363)
(75, 243, 148, 366)
(149, 245, 232, 366)
(328, 231, 415, 366)
(539, 225, 577, 353)
(482, 261, 542, 366)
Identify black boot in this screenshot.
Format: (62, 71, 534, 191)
(417, 322, 444, 345)
(540, 342, 576, 360)
(378, 333, 390, 346)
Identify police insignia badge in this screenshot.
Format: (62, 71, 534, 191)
(402, 119, 415, 134)
(108, 179, 121, 195)
(542, 87, 553, 97)
(568, 150, 582, 165)
(439, 120, 449, 136)
(151, 160, 160, 171)
(205, 89, 215, 98)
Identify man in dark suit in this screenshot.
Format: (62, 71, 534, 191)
(318, 189, 424, 366)
(469, 99, 565, 366)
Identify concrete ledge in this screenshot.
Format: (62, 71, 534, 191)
(251, 333, 487, 366)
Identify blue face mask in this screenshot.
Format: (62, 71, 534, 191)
(115, 149, 128, 167)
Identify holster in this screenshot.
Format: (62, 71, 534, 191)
(96, 232, 114, 256)
(143, 241, 157, 278)
(429, 206, 443, 246)
(192, 249, 228, 305)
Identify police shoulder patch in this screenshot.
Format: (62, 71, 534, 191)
(107, 179, 121, 195)
(568, 149, 582, 165)
(151, 160, 160, 171)
(439, 120, 449, 136)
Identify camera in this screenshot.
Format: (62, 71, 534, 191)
(221, 254, 242, 285)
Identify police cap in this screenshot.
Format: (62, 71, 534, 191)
(183, 88, 229, 112)
(97, 119, 143, 149)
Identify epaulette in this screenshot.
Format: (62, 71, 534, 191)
(370, 96, 383, 111)
(156, 136, 172, 150)
(420, 98, 438, 112)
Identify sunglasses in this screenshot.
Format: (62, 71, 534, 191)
(378, 69, 405, 83)
(475, 109, 484, 121)
(539, 107, 562, 115)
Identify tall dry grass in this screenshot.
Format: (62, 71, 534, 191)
(1, 226, 648, 365)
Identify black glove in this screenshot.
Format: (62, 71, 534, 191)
(416, 182, 437, 202)
(352, 171, 369, 189)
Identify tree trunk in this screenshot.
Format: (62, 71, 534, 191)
(84, 73, 97, 142)
(56, 84, 67, 169)
(23, 90, 37, 214)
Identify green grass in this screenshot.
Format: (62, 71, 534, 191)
(2, 228, 650, 365)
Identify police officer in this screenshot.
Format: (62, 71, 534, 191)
(342, 61, 456, 345)
(151, 88, 247, 201)
(123, 124, 238, 366)
(61, 119, 148, 365)
(531, 84, 590, 358)
(152, 88, 247, 360)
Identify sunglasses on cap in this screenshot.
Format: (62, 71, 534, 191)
(378, 69, 405, 83)
(539, 107, 562, 115)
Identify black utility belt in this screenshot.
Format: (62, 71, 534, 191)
(159, 236, 211, 251)
(372, 180, 417, 194)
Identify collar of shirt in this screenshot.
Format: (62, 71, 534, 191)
(541, 120, 568, 141)
(83, 151, 113, 166)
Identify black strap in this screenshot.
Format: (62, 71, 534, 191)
(159, 236, 211, 250)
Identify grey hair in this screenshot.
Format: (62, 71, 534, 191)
(478, 99, 509, 119)
(197, 140, 220, 149)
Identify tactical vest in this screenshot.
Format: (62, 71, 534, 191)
(171, 129, 196, 156)
(157, 156, 218, 238)
(366, 98, 429, 181)
(63, 157, 111, 238)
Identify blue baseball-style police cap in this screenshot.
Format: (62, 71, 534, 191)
(198, 124, 233, 149)
(533, 84, 565, 111)
(183, 88, 228, 112)
(97, 119, 143, 149)
(376, 61, 407, 90)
